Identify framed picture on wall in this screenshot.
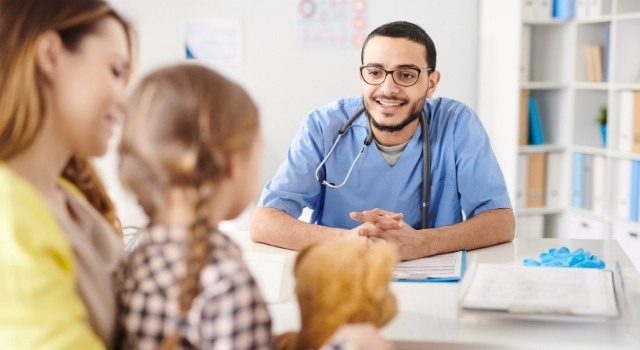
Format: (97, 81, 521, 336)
(181, 19, 243, 64)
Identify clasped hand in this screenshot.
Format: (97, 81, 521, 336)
(346, 208, 425, 260)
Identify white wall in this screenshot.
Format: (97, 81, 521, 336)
(96, 0, 481, 228)
(476, 0, 521, 205)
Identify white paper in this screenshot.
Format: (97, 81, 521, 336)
(461, 264, 618, 317)
(183, 20, 242, 63)
(394, 251, 462, 279)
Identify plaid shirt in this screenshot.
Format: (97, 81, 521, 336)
(115, 225, 273, 350)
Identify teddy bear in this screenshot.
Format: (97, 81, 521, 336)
(276, 241, 398, 350)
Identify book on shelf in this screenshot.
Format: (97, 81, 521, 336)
(603, 24, 610, 82)
(585, 45, 604, 83)
(552, 0, 574, 19)
(527, 153, 546, 207)
(618, 91, 635, 153)
(545, 152, 562, 207)
(528, 97, 545, 145)
(572, 153, 585, 209)
(592, 156, 606, 215)
(519, 90, 530, 145)
(631, 161, 640, 222)
(633, 91, 640, 154)
(516, 154, 528, 209)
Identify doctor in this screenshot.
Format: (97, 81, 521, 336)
(251, 21, 515, 260)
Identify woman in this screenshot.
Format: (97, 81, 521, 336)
(0, 0, 134, 348)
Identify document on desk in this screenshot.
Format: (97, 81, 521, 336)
(393, 250, 464, 281)
(460, 264, 618, 318)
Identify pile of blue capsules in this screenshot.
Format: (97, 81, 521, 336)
(523, 247, 606, 269)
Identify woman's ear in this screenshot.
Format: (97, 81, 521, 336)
(35, 30, 64, 84)
(225, 151, 241, 179)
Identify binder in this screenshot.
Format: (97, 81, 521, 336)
(587, 0, 611, 18)
(613, 159, 632, 220)
(633, 91, 640, 154)
(522, 0, 537, 22)
(517, 154, 529, 208)
(592, 156, 606, 215)
(553, 0, 574, 19)
(519, 90, 530, 145)
(545, 152, 562, 207)
(520, 27, 532, 83)
(527, 153, 546, 207)
(529, 97, 545, 145)
(631, 161, 640, 222)
(583, 155, 594, 211)
(394, 251, 466, 283)
(618, 91, 635, 153)
(575, 0, 588, 19)
(573, 153, 585, 209)
(537, 0, 553, 20)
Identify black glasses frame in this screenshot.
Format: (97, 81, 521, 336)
(359, 66, 432, 87)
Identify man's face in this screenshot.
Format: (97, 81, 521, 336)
(360, 36, 431, 133)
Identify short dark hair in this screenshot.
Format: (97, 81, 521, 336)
(361, 21, 436, 71)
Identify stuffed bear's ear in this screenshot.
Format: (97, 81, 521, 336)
(293, 242, 320, 278)
(364, 243, 398, 301)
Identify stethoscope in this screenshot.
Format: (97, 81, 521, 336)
(315, 105, 431, 229)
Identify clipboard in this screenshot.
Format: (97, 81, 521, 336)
(393, 250, 467, 283)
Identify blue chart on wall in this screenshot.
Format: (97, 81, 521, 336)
(297, 0, 368, 50)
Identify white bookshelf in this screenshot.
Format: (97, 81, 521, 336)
(478, 0, 640, 268)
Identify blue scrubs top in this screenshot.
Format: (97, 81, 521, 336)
(258, 96, 512, 230)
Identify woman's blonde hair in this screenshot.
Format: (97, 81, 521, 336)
(119, 64, 259, 348)
(0, 0, 135, 234)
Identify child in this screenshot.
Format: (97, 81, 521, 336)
(116, 64, 392, 350)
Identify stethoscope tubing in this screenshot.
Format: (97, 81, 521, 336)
(315, 104, 431, 229)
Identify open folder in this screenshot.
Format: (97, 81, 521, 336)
(393, 250, 466, 282)
(458, 264, 621, 322)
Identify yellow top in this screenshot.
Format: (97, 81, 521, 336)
(0, 162, 105, 349)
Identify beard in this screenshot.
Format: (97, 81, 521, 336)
(363, 95, 426, 133)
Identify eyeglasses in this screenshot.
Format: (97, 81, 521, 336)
(359, 66, 432, 87)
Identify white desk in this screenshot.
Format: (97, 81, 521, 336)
(226, 232, 640, 350)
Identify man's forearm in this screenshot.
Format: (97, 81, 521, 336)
(420, 208, 515, 256)
(250, 207, 347, 250)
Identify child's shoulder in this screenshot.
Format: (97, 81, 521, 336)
(119, 225, 251, 291)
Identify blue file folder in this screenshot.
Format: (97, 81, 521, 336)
(529, 97, 545, 145)
(395, 250, 467, 283)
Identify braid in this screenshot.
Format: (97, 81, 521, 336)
(62, 155, 122, 235)
(161, 182, 213, 349)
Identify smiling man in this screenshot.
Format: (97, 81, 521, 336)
(251, 21, 514, 260)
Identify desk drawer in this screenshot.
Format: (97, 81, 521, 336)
(567, 214, 606, 239)
(612, 221, 640, 270)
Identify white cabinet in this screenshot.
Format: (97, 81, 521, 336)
(613, 221, 640, 269)
(479, 0, 640, 243)
(566, 214, 607, 239)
